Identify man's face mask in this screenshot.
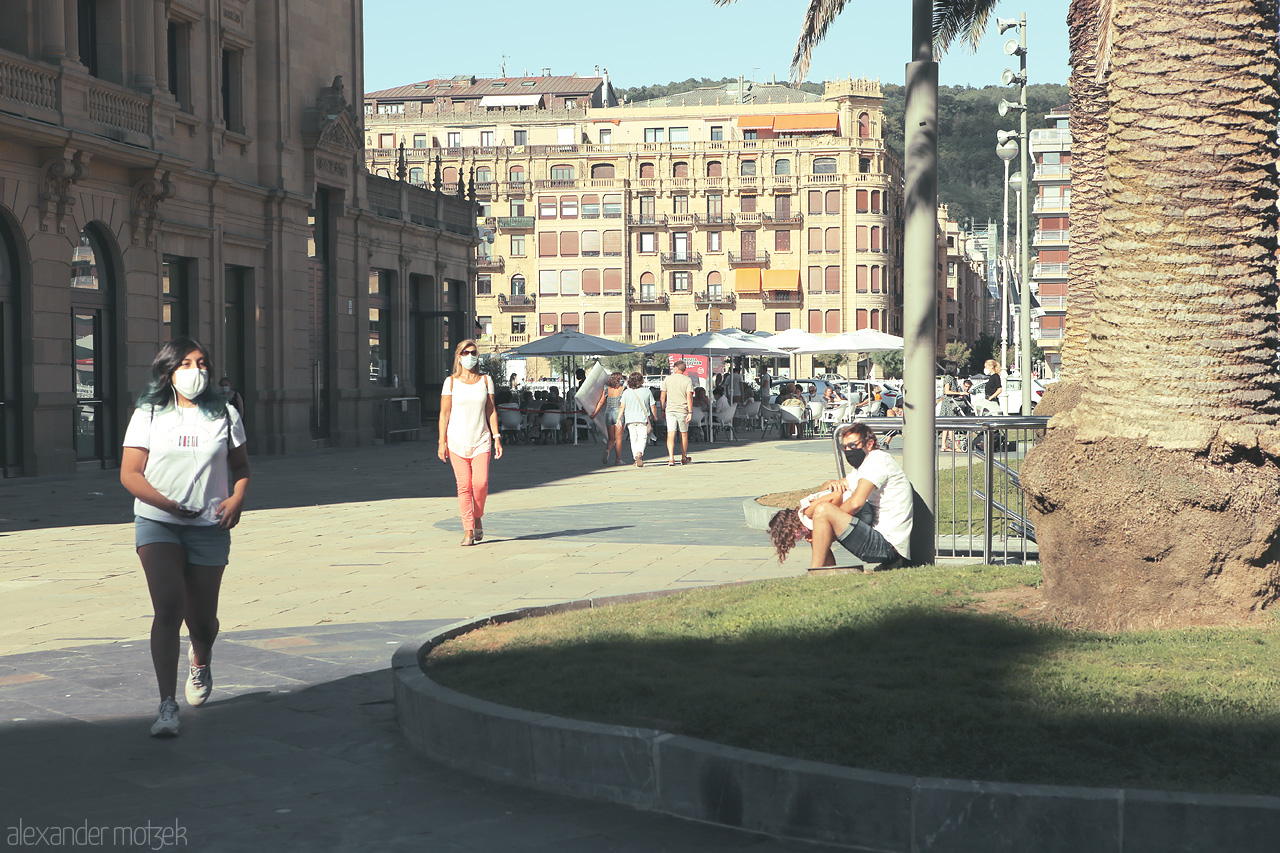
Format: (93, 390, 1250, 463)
(843, 444, 867, 468)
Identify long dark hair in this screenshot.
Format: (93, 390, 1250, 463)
(768, 508, 808, 564)
(137, 336, 227, 419)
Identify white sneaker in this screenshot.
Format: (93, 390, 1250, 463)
(185, 661, 212, 707)
(150, 697, 180, 738)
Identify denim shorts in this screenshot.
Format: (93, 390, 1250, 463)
(834, 504, 898, 565)
(135, 516, 231, 566)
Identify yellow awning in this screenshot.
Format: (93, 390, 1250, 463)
(734, 269, 762, 293)
(772, 113, 839, 133)
(763, 270, 800, 290)
(736, 115, 775, 130)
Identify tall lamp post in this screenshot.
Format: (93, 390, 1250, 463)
(995, 131, 1018, 377)
(997, 13, 1032, 415)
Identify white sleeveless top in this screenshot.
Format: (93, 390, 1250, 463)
(442, 374, 494, 458)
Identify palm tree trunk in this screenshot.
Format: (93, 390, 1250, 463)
(1059, 0, 1105, 370)
(1022, 0, 1280, 628)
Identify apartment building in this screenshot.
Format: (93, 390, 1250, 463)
(938, 208, 990, 359)
(0, 0, 475, 476)
(365, 75, 906, 360)
(1030, 104, 1071, 375)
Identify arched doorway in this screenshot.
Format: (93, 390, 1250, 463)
(69, 224, 118, 466)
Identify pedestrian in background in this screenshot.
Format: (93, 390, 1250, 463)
(619, 372, 657, 467)
(439, 339, 502, 547)
(592, 371, 626, 465)
(120, 336, 250, 738)
(660, 359, 694, 465)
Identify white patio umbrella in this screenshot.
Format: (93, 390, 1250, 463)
(503, 328, 635, 357)
(790, 330, 904, 354)
(504, 330, 634, 445)
(789, 329, 904, 390)
(635, 332, 787, 443)
(756, 328, 827, 380)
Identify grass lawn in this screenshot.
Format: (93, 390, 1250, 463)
(426, 564, 1280, 796)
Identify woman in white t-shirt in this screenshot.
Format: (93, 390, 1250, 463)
(438, 339, 503, 546)
(120, 337, 251, 738)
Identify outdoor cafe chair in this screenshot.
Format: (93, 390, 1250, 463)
(713, 403, 737, 441)
(536, 411, 563, 444)
(496, 404, 526, 444)
(758, 403, 783, 439)
(736, 399, 760, 431)
(689, 407, 709, 442)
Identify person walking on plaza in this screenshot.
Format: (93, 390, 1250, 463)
(619, 372, 657, 467)
(439, 339, 503, 547)
(767, 423, 911, 572)
(592, 371, 626, 465)
(120, 337, 251, 738)
(981, 358, 1004, 415)
(660, 359, 694, 465)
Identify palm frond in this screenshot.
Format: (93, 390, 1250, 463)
(933, 0, 1002, 56)
(791, 0, 850, 84)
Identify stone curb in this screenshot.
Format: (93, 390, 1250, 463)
(392, 593, 1280, 852)
(742, 496, 779, 530)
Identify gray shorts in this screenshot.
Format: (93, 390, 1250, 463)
(834, 504, 898, 565)
(135, 516, 231, 566)
(665, 412, 689, 433)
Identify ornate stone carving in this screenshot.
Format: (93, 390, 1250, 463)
(304, 75, 360, 189)
(129, 169, 174, 246)
(38, 150, 90, 233)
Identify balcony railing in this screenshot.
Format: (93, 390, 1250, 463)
(1038, 295, 1067, 310)
(1033, 197, 1070, 213)
(496, 216, 535, 230)
(763, 212, 803, 226)
(1035, 326, 1065, 340)
(667, 213, 700, 227)
(694, 291, 736, 307)
(1033, 164, 1072, 181)
(762, 290, 803, 305)
(497, 293, 535, 308)
(700, 213, 733, 227)
(728, 250, 770, 265)
(502, 180, 529, 195)
(477, 256, 505, 272)
(629, 291, 670, 306)
(638, 332, 660, 342)
(1033, 262, 1069, 278)
(627, 214, 663, 226)
(660, 251, 702, 266)
(1033, 229, 1069, 246)
(734, 212, 763, 226)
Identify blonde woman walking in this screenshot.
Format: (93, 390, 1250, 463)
(439, 340, 503, 545)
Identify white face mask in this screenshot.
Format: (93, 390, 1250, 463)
(172, 368, 208, 401)
(460, 354, 479, 370)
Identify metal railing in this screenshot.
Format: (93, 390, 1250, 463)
(831, 416, 1048, 565)
(379, 397, 422, 442)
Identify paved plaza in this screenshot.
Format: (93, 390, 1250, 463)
(0, 431, 849, 851)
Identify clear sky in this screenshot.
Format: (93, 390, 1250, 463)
(363, 0, 1069, 95)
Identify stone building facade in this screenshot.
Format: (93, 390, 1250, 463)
(0, 0, 475, 477)
(365, 76, 912, 374)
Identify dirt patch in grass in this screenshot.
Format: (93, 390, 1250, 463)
(954, 585, 1054, 624)
(756, 486, 827, 510)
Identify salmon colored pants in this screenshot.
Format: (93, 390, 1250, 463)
(449, 451, 490, 530)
